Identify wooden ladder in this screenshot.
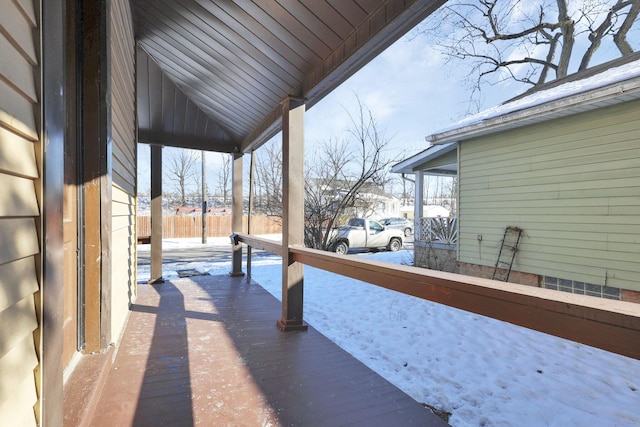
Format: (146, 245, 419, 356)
(492, 227, 523, 282)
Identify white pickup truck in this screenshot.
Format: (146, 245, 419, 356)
(330, 218, 404, 254)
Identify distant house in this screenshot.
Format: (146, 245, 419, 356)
(393, 55, 640, 303)
(308, 178, 400, 220)
(424, 205, 450, 218)
(399, 205, 450, 220)
(360, 192, 401, 220)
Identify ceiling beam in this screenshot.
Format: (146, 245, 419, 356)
(138, 129, 240, 153)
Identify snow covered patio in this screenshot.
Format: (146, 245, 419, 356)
(85, 273, 448, 426)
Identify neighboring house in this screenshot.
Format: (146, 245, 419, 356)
(399, 205, 413, 219)
(399, 205, 450, 220)
(393, 55, 640, 303)
(424, 205, 450, 218)
(309, 178, 401, 220)
(357, 191, 401, 219)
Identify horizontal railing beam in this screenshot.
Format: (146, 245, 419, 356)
(235, 233, 284, 257)
(289, 245, 640, 360)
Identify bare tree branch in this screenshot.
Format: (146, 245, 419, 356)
(416, 0, 639, 104)
(614, 0, 640, 55)
(165, 149, 198, 206)
(580, 0, 638, 69)
(217, 153, 231, 206)
(254, 141, 283, 218)
(556, 0, 575, 78)
(303, 95, 399, 250)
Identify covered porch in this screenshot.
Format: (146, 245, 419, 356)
(75, 273, 447, 426)
(4, 1, 639, 426)
(76, 1, 640, 424)
(391, 143, 459, 271)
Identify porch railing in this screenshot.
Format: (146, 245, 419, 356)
(418, 216, 458, 243)
(235, 233, 640, 361)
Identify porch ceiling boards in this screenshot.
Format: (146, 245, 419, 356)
(132, 0, 446, 153)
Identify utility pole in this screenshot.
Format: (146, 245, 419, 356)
(201, 150, 207, 244)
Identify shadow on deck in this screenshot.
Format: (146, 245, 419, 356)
(87, 274, 448, 426)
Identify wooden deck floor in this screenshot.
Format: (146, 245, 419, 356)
(89, 274, 448, 426)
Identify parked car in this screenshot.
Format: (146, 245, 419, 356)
(379, 217, 413, 237)
(329, 218, 404, 254)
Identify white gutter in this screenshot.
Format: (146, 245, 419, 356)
(428, 60, 640, 145)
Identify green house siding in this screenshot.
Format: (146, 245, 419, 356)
(423, 148, 457, 171)
(458, 99, 640, 292)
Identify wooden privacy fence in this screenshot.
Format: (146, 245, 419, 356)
(137, 215, 281, 238)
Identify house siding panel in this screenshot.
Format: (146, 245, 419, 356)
(0, 174, 39, 216)
(110, 0, 137, 342)
(0, 34, 37, 102)
(0, 375, 38, 427)
(0, 4, 41, 427)
(458, 99, 640, 292)
(0, 126, 39, 177)
(424, 148, 457, 170)
(0, 1, 37, 65)
(111, 188, 136, 342)
(0, 257, 39, 313)
(0, 335, 39, 406)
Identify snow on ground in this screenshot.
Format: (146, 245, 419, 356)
(138, 239, 640, 427)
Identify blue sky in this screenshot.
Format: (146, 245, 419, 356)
(302, 32, 518, 159)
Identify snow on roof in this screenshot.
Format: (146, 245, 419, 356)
(391, 142, 457, 174)
(428, 56, 640, 144)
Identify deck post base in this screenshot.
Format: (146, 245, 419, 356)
(277, 318, 308, 332)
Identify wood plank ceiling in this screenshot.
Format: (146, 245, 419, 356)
(132, 0, 445, 154)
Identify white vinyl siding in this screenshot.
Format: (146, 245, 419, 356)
(458, 99, 640, 291)
(111, 187, 136, 339)
(0, 1, 41, 425)
(110, 0, 137, 342)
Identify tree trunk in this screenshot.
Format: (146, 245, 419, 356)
(556, 0, 574, 79)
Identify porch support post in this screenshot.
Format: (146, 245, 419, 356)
(230, 152, 245, 277)
(81, 0, 113, 350)
(277, 97, 308, 332)
(414, 171, 424, 240)
(149, 145, 164, 283)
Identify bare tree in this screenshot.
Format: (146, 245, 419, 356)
(416, 0, 640, 106)
(254, 140, 283, 218)
(304, 97, 399, 250)
(164, 148, 199, 206)
(251, 97, 399, 249)
(217, 153, 232, 206)
(304, 139, 351, 249)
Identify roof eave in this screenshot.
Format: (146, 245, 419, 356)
(391, 141, 457, 174)
(242, 0, 448, 153)
(427, 76, 640, 145)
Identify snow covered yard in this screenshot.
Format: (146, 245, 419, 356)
(138, 241, 640, 426)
